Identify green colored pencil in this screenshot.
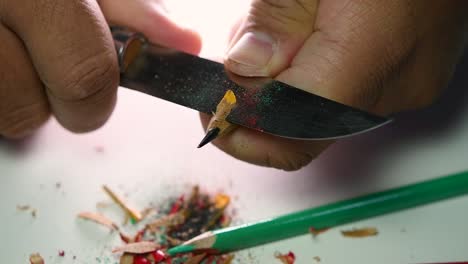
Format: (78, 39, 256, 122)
(167, 170, 468, 256)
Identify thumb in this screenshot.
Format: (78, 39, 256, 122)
(225, 0, 318, 77)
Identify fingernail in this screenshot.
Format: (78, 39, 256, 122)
(226, 31, 275, 77)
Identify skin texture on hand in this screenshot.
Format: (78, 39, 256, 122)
(201, 0, 468, 171)
(0, 0, 201, 138)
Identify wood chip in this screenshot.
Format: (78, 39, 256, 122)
(112, 241, 159, 254)
(102, 185, 142, 222)
(222, 254, 235, 264)
(146, 212, 185, 232)
(313, 256, 321, 262)
(275, 251, 295, 264)
(309, 227, 329, 237)
(165, 235, 183, 246)
(214, 194, 230, 210)
(78, 211, 118, 230)
(17, 205, 31, 211)
(185, 253, 207, 264)
(29, 253, 44, 264)
(119, 253, 134, 264)
(341, 227, 378, 238)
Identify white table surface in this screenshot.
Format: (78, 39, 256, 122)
(2, 1, 468, 263)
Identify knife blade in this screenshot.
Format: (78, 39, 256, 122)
(113, 27, 391, 140)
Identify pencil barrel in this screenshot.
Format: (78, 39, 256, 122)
(213, 171, 468, 253)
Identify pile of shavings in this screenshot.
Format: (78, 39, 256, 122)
(78, 185, 234, 264)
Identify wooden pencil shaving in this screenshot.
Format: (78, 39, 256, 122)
(79, 185, 235, 263)
(184, 253, 207, 264)
(102, 185, 142, 222)
(222, 254, 235, 264)
(77, 211, 118, 231)
(119, 253, 134, 264)
(341, 227, 378, 238)
(309, 227, 330, 237)
(275, 251, 296, 264)
(207, 90, 237, 137)
(146, 211, 186, 232)
(17, 205, 31, 211)
(112, 241, 160, 254)
(17, 204, 37, 218)
(29, 253, 44, 264)
(165, 234, 183, 246)
(214, 194, 230, 210)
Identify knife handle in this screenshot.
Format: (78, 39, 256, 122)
(110, 26, 145, 73)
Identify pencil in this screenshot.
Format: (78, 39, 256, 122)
(198, 90, 237, 148)
(168, 170, 468, 256)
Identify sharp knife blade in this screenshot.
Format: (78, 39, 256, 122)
(113, 28, 391, 140)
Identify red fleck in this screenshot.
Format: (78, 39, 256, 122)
(169, 195, 184, 215)
(275, 251, 295, 264)
(58, 250, 65, 257)
(134, 230, 145, 242)
(196, 199, 206, 209)
(245, 116, 258, 127)
(120, 233, 132, 243)
(151, 250, 166, 262)
(94, 146, 105, 153)
(134, 255, 149, 264)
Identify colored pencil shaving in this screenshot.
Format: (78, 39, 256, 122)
(17, 204, 37, 218)
(198, 90, 237, 148)
(112, 241, 160, 254)
(78, 211, 119, 230)
(102, 185, 143, 222)
(29, 253, 44, 264)
(78, 185, 235, 264)
(341, 227, 378, 238)
(275, 251, 296, 264)
(309, 227, 329, 237)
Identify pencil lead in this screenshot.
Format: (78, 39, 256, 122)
(198, 127, 221, 148)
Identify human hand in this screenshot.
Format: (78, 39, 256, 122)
(0, 0, 200, 138)
(201, 0, 468, 170)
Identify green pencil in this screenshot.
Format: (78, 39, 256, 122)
(167, 170, 468, 256)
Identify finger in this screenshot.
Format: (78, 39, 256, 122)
(199, 113, 332, 171)
(225, 0, 318, 77)
(0, 24, 50, 138)
(98, 0, 202, 55)
(1, 0, 119, 133)
(276, 0, 420, 114)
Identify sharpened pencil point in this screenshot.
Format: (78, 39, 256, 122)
(167, 244, 195, 256)
(198, 128, 221, 148)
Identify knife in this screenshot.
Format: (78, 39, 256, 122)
(112, 27, 391, 140)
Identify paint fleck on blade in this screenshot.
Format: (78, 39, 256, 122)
(341, 227, 378, 238)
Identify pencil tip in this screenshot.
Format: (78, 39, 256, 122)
(198, 128, 221, 148)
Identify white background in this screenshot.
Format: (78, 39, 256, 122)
(1, 0, 468, 263)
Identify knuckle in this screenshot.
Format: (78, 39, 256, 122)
(248, 0, 317, 35)
(0, 102, 50, 138)
(48, 50, 119, 102)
